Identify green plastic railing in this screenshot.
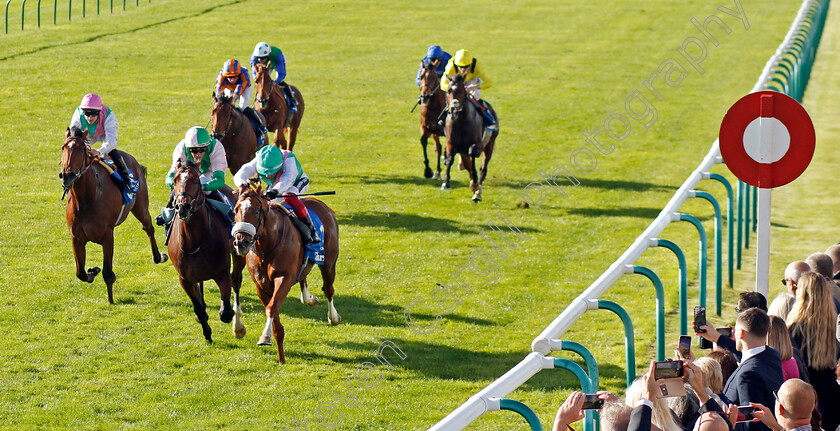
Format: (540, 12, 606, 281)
(553, 358, 597, 431)
(498, 399, 542, 431)
(692, 191, 722, 317)
(677, 213, 707, 311)
(653, 239, 688, 335)
(5, 0, 151, 33)
(629, 265, 665, 360)
(593, 299, 635, 385)
(705, 173, 734, 288)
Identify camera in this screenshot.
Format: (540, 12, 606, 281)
(736, 406, 759, 423)
(581, 394, 604, 410)
(693, 306, 707, 333)
(653, 360, 684, 380)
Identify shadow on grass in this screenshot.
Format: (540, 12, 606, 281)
(296, 338, 629, 392)
(337, 211, 540, 234)
(280, 294, 494, 328)
(577, 179, 678, 193)
(340, 173, 524, 190)
(567, 207, 662, 219)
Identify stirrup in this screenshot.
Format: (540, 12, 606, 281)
(485, 123, 498, 132)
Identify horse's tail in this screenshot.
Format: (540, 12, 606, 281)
(141, 165, 148, 178)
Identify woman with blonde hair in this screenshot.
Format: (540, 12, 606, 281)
(693, 357, 724, 404)
(786, 272, 840, 431)
(624, 374, 682, 431)
(766, 315, 799, 381)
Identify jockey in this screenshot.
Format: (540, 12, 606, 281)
(440, 49, 497, 133)
(215, 59, 267, 134)
(250, 41, 298, 114)
(155, 126, 234, 228)
(414, 45, 452, 87)
(233, 145, 319, 244)
(68, 94, 136, 189)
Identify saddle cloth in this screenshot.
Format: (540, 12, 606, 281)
(281, 204, 325, 265)
(97, 157, 138, 205)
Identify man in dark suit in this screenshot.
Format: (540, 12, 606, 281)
(722, 308, 784, 431)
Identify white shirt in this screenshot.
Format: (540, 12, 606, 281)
(739, 345, 766, 364)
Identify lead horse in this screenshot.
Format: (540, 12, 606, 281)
(60, 126, 167, 304)
(253, 63, 305, 151)
(211, 94, 258, 175)
(168, 159, 246, 342)
(232, 184, 341, 364)
(442, 74, 498, 202)
(417, 62, 445, 179)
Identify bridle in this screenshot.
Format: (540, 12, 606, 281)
(212, 101, 236, 140)
(254, 65, 276, 108)
(447, 76, 467, 117)
(173, 169, 206, 222)
(60, 136, 94, 195)
(420, 67, 440, 104)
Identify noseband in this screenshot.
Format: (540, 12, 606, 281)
(174, 175, 206, 220)
(232, 195, 266, 244)
(60, 138, 94, 192)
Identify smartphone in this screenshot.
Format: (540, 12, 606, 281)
(581, 394, 604, 410)
(694, 306, 707, 333)
(699, 326, 733, 350)
(653, 360, 684, 380)
(678, 335, 691, 358)
(735, 406, 759, 423)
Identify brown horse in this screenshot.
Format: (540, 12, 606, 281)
(253, 63, 305, 151)
(60, 126, 167, 304)
(232, 184, 341, 364)
(443, 74, 498, 202)
(211, 93, 258, 175)
(168, 159, 247, 342)
(418, 63, 445, 179)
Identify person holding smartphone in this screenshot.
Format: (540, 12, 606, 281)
(749, 378, 815, 431)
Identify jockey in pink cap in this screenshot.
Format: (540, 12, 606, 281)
(68, 94, 136, 188)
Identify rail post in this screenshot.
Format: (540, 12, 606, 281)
(553, 358, 596, 431)
(704, 172, 734, 288)
(651, 238, 688, 335)
(627, 265, 665, 360)
(690, 191, 722, 316)
(587, 299, 636, 385)
(676, 213, 707, 311)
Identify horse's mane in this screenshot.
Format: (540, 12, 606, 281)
(217, 94, 232, 104)
(176, 158, 199, 171)
(450, 73, 466, 85)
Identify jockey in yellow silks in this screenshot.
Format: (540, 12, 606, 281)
(440, 49, 497, 132)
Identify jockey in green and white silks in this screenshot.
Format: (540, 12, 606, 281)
(233, 145, 319, 244)
(156, 126, 233, 227)
(68, 93, 136, 188)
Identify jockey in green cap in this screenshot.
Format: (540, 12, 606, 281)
(155, 126, 234, 228)
(233, 145, 319, 244)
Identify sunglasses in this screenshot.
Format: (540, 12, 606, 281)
(188, 148, 207, 154)
(772, 390, 785, 411)
(83, 109, 99, 117)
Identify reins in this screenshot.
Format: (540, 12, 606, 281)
(61, 138, 94, 199)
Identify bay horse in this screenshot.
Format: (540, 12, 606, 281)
(60, 126, 167, 304)
(253, 63, 305, 151)
(443, 74, 498, 202)
(232, 184, 341, 364)
(418, 63, 445, 180)
(168, 159, 247, 342)
(211, 93, 258, 175)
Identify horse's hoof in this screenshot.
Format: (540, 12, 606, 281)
(86, 267, 101, 283)
(472, 195, 483, 202)
(220, 309, 234, 324)
(329, 314, 342, 326)
(157, 253, 168, 264)
(301, 295, 319, 307)
(469, 181, 479, 192)
(441, 183, 451, 190)
(233, 325, 246, 339)
(424, 167, 433, 179)
(433, 172, 441, 180)
(257, 335, 272, 346)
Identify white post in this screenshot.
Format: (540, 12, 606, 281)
(755, 188, 771, 298)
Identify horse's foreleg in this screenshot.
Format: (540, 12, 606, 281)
(433, 134, 443, 180)
(71, 237, 100, 283)
(441, 147, 454, 190)
(268, 275, 292, 364)
(284, 126, 296, 152)
(421, 134, 432, 179)
(273, 127, 288, 151)
(319, 264, 341, 326)
(231, 253, 246, 339)
(183, 278, 212, 342)
(102, 233, 116, 304)
(258, 316, 273, 346)
(479, 139, 495, 184)
(271, 310, 286, 364)
(215, 274, 234, 324)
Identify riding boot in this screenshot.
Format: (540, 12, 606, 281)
(108, 150, 137, 190)
(289, 215, 313, 244)
(437, 107, 448, 128)
(301, 214, 320, 243)
(279, 81, 298, 114)
(155, 191, 175, 226)
(480, 100, 498, 132)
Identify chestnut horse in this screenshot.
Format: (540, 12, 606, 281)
(418, 63, 445, 179)
(253, 63, 305, 151)
(211, 93, 258, 175)
(60, 126, 167, 304)
(443, 74, 498, 202)
(232, 184, 341, 364)
(168, 159, 247, 342)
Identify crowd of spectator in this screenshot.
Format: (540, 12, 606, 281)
(553, 248, 840, 431)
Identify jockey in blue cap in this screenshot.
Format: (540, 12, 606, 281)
(415, 45, 452, 87)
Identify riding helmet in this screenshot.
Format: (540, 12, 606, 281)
(222, 59, 242, 77)
(453, 49, 473, 67)
(253, 42, 271, 59)
(79, 94, 104, 110)
(184, 126, 213, 149)
(256, 145, 284, 176)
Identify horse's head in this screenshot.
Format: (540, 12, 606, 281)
(59, 126, 93, 190)
(419, 63, 441, 104)
(446, 74, 468, 120)
(211, 92, 235, 140)
(232, 182, 267, 256)
(253, 63, 272, 108)
(172, 159, 205, 222)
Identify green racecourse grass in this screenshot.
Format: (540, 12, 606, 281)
(0, 0, 837, 429)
